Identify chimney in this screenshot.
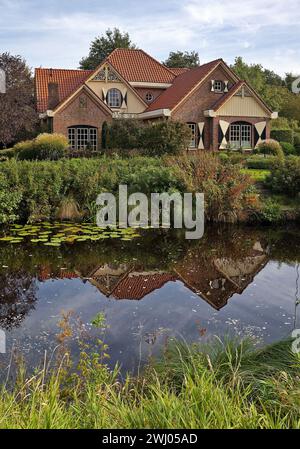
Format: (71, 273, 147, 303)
(48, 82, 59, 110)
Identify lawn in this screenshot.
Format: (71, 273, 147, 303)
(241, 168, 270, 182)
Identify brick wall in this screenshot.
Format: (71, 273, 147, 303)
(53, 90, 112, 147)
(172, 65, 236, 150)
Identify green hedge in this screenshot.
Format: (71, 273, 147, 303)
(270, 129, 294, 144)
(102, 119, 191, 155)
(280, 141, 296, 155)
(246, 156, 277, 170)
(14, 133, 68, 161)
(266, 156, 300, 197)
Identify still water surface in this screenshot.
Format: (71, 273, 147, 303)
(0, 224, 299, 375)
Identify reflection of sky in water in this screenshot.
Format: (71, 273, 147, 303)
(2, 261, 299, 375)
(0, 226, 300, 376)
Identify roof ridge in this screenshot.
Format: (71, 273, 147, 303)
(35, 67, 93, 72)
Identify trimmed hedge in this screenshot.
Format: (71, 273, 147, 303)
(271, 129, 294, 144)
(102, 119, 191, 155)
(280, 141, 296, 156)
(266, 156, 300, 197)
(246, 156, 277, 170)
(255, 139, 284, 159)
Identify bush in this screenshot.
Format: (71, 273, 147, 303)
(105, 119, 191, 155)
(166, 153, 255, 222)
(258, 198, 282, 223)
(15, 133, 68, 161)
(279, 141, 296, 155)
(0, 148, 16, 159)
(271, 129, 294, 144)
(256, 139, 284, 159)
(266, 156, 300, 197)
(142, 121, 191, 156)
(246, 156, 277, 170)
(294, 133, 300, 155)
(0, 172, 22, 223)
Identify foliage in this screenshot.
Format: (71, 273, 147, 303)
(142, 121, 191, 156)
(256, 139, 284, 159)
(241, 169, 270, 182)
(270, 129, 294, 144)
(163, 51, 200, 68)
(79, 28, 136, 70)
(0, 172, 22, 223)
(0, 52, 38, 147)
(266, 156, 300, 197)
(294, 133, 300, 155)
(246, 156, 277, 170)
(280, 141, 296, 156)
(258, 198, 283, 223)
(0, 339, 299, 429)
(167, 152, 255, 222)
(271, 117, 299, 130)
(105, 119, 191, 155)
(15, 133, 68, 161)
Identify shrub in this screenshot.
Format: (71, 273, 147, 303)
(271, 129, 294, 144)
(258, 198, 282, 223)
(105, 119, 191, 155)
(256, 139, 284, 160)
(107, 119, 143, 151)
(266, 156, 300, 197)
(142, 121, 191, 156)
(0, 148, 16, 159)
(166, 153, 254, 222)
(294, 133, 300, 155)
(16, 133, 68, 161)
(279, 141, 296, 155)
(0, 172, 22, 223)
(246, 156, 277, 170)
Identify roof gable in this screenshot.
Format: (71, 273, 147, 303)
(100, 48, 176, 84)
(35, 68, 92, 113)
(146, 59, 226, 112)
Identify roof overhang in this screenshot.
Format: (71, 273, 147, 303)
(139, 108, 171, 119)
(130, 81, 172, 89)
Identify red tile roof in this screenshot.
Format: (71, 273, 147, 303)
(112, 272, 177, 300)
(35, 68, 92, 112)
(106, 48, 176, 84)
(146, 59, 222, 112)
(169, 67, 190, 76)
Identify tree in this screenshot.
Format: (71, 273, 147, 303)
(0, 53, 38, 147)
(79, 28, 136, 70)
(163, 51, 200, 68)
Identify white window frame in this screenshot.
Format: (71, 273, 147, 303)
(213, 80, 223, 93)
(229, 123, 252, 149)
(68, 127, 98, 151)
(107, 88, 122, 108)
(187, 123, 197, 149)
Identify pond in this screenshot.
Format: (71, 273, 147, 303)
(0, 223, 300, 377)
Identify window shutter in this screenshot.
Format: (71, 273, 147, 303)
(224, 81, 229, 92)
(102, 88, 107, 104)
(254, 121, 266, 147)
(121, 88, 127, 108)
(211, 80, 215, 92)
(198, 122, 205, 149)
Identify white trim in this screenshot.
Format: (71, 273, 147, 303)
(271, 112, 278, 119)
(204, 109, 216, 117)
(138, 108, 171, 119)
(130, 81, 172, 89)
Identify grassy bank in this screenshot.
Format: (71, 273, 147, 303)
(0, 339, 299, 429)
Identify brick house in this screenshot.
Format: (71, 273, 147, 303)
(35, 48, 277, 151)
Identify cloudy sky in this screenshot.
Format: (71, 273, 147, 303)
(0, 0, 299, 76)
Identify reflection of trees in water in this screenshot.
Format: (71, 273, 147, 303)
(0, 270, 37, 330)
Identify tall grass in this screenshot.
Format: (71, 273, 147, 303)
(0, 338, 299, 429)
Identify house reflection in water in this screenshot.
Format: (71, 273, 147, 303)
(82, 240, 268, 311)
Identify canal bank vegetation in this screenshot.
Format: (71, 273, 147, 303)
(0, 339, 299, 429)
(0, 150, 299, 225)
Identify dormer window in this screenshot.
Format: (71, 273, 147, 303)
(213, 80, 223, 92)
(107, 88, 122, 108)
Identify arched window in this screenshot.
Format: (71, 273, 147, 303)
(68, 126, 98, 151)
(107, 88, 122, 108)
